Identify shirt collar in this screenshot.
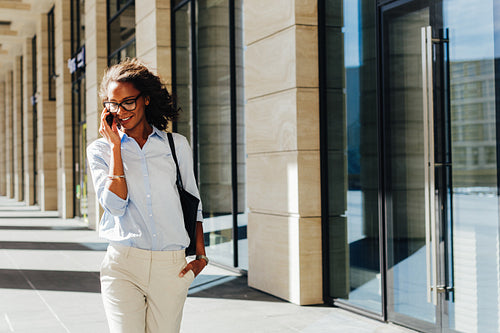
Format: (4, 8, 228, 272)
(151, 126, 167, 141)
(118, 125, 166, 143)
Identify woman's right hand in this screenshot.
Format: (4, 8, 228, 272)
(99, 108, 121, 147)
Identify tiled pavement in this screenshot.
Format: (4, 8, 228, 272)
(0, 196, 417, 333)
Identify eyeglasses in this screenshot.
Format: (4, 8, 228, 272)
(103, 93, 143, 113)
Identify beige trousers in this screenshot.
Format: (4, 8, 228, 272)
(100, 243, 195, 333)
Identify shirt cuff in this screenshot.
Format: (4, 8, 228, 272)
(197, 210, 203, 223)
(101, 188, 128, 216)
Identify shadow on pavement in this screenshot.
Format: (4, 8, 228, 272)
(0, 241, 108, 251)
(189, 274, 283, 303)
(0, 269, 101, 293)
(0, 269, 281, 302)
(0, 226, 89, 231)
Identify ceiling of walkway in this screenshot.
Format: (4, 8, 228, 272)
(0, 0, 54, 78)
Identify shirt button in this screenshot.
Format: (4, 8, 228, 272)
(153, 234, 157, 237)
(147, 194, 151, 198)
(149, 214, 153, 217)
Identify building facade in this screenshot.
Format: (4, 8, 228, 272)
(0, 0, 499, 332)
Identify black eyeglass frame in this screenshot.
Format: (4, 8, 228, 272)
(103, 92, 143, 113)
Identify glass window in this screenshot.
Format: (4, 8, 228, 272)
(71, 0, 88, 220)
(109, 40, 136, 66)
(31, 35, 38, 205)
(173, 0, 186, 8)
(108, 1, 135, 65)
(71, 0, 85, 53)
(234, 0, 246, 270)
(47, 7, 56, 101)
(108, 0, 117, 17)
(173, 0, 246, 269)
(449, 37, 500, 324)
(174, 3, 192, 140)
(196, 0, 233, 267)
(108, 0, 134, 18)
(322, 0, 382, 314)
(19, 56, 24, 199)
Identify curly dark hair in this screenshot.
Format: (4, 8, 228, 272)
(99, 58, 179, 130)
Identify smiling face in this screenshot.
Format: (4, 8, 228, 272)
(106, 81, 151, 136)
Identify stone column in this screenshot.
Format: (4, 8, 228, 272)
(37, 13, 58, 211)
(13, 55, 24, 202)
(0, 81, 6, 196)
(55, 0, 74, 217)
(5, 71, 14, 199)
(85, 0, 108, 229)
(245, 0, 322, 305)
(136, 0, 172, 88)
(23, 38, 36, 206)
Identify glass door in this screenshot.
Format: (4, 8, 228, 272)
(381, 1, 447, 332)
(381, 0, 500, 332)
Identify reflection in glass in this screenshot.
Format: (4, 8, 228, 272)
(445, 1, 500, 332)
(175, 3, 193, 142)
(173, 0, 246, 268)
(108, 0, 132, 18)
(72, 77, 87, 221)
(71, 0, 87, 221)
(48, 8, 56, 100)
(108, 0, 117, 17)
(173, 0, 185, 8)
(108, 3, 135, 65)
(108, 40, 136, 66)
(325, 0, 381, 314)
(71, 0, 85, 52)
(197, 0, 233, 267)
(234, 1, 247, 270)
(31, 36, 38, 205)
(386, 6, 436, 323)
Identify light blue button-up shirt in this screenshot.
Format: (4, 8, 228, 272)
(87, 127, 203, 251)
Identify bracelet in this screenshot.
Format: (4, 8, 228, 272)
(196, 254, 209, 265)
(107, 175, 125, 180)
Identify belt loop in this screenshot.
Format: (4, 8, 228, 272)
(124, 246, 130, 258)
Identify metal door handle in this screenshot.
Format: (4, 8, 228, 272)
(422, 26, 438, 306)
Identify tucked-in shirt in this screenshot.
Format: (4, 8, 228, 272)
(86, 126, 203, 251)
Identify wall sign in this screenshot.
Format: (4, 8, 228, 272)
(67, 46, 85, 74)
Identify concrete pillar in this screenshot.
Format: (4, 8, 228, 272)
(5, 71, 14, 199)
(245, 0, 322, 305)
(55, 0, 74, 218)
(13, 55, 24, 202)
(37, 13, 58, 211)
(85, 0, 108, 229)
(0, 81, 6, 196)
(136, 0, 172, 86)
(23, 37, 36, 206)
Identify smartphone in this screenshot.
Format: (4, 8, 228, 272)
(106, 114, 114, 127)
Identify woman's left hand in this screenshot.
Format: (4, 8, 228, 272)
(180, 222, 207, 278)
(179, 259, 207, 278)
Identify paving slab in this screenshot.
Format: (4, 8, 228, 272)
(0, 196, 416, 332)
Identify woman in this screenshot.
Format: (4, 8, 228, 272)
(87, 58, 208, 333)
